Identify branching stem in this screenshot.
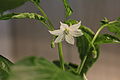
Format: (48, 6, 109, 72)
(76, 21, 116, 75)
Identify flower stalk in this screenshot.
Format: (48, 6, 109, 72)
(58, 42, 65, 70)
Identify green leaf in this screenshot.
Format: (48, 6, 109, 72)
(80, 25, 95, 42)
(100, 17, 109, 26)
(0, 69, 9, 80)
(76, 36, 100, 75)
(0, 55, 13, 73)
(94, 34, 120, 45)
(53, 60, 78, 73)
(62, 0, 73, 18)
(31, 0, 41, 4)
(76, 36, 90, 61)
(7, 57, 83, 80)
(0, 13, 47, 23)
(0, 0, 29, 13)
(107, 21, 120, 37)
(0, 55, 13, 80)
(76, 25, 100, 75)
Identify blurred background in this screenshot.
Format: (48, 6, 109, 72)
(0, 0, 120, 80)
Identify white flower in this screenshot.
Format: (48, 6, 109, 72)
(49, 21, 83, 45)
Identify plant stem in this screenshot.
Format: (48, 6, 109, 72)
(91, 25, 106, 44)
(76, 55, 87, 74)
(58, 42, 65, 70)
(31, 0, 65, 71)
(92, 21, 116, 44)
(76, 21, 116, 74)
(76, 25, 106, 74)
(31, 0, 54, 30)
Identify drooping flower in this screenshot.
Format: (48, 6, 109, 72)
(49, 21, 83, 45)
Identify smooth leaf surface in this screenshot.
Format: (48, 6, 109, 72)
(62, 0, 73, 18)
(7, 57, 83, 80)
(0, 0, 29, 13)
(107, 21, 120, 37)
(0, 55, 13, 80)
(95, 34, 120, 45)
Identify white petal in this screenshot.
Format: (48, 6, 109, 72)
(65, 34, 74, 45)
(49, 30, 63, 36)
(54, 34, 64, 43)
(70, 29, 83, 37)
(70, 21, 81, 30)
(60, 21, 68, 31)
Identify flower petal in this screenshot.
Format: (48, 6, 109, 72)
(65, 34, 74, 45)
(70, 29, 83, 37)
(49, 30, 63, 36)
(70, 21, 81, 30)
(54, 34, 64, 43)
(60, 21, 68, 31)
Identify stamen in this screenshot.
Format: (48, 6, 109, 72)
(64, 28, 69, 35)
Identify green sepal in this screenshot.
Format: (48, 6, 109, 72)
(64, 19, 78, 26)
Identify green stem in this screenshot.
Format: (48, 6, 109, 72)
(31, 0, 65, 71)
(91, 25, 106, 44)
(76, 25, 106, 74)
(92, 21, 116, 44)
(40, 21, 52, 30)
(58, 42, 65, 70)
(76, 55, 87, 74)
(31, 0, 54, 30)
(76, 21, 116, 75)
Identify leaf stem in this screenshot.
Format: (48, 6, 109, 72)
(32, 1, 65, 69)
(76, 55, 87, 74)
(91, 25, 106, 44)
(76, 25, 106, 74)
(76, 21, 116, 75)
(92, 21, 116, 44)
(58, 42, 65, 70)
(31, 0, 54, 30)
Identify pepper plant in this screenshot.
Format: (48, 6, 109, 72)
(0, 0, 120, 80)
